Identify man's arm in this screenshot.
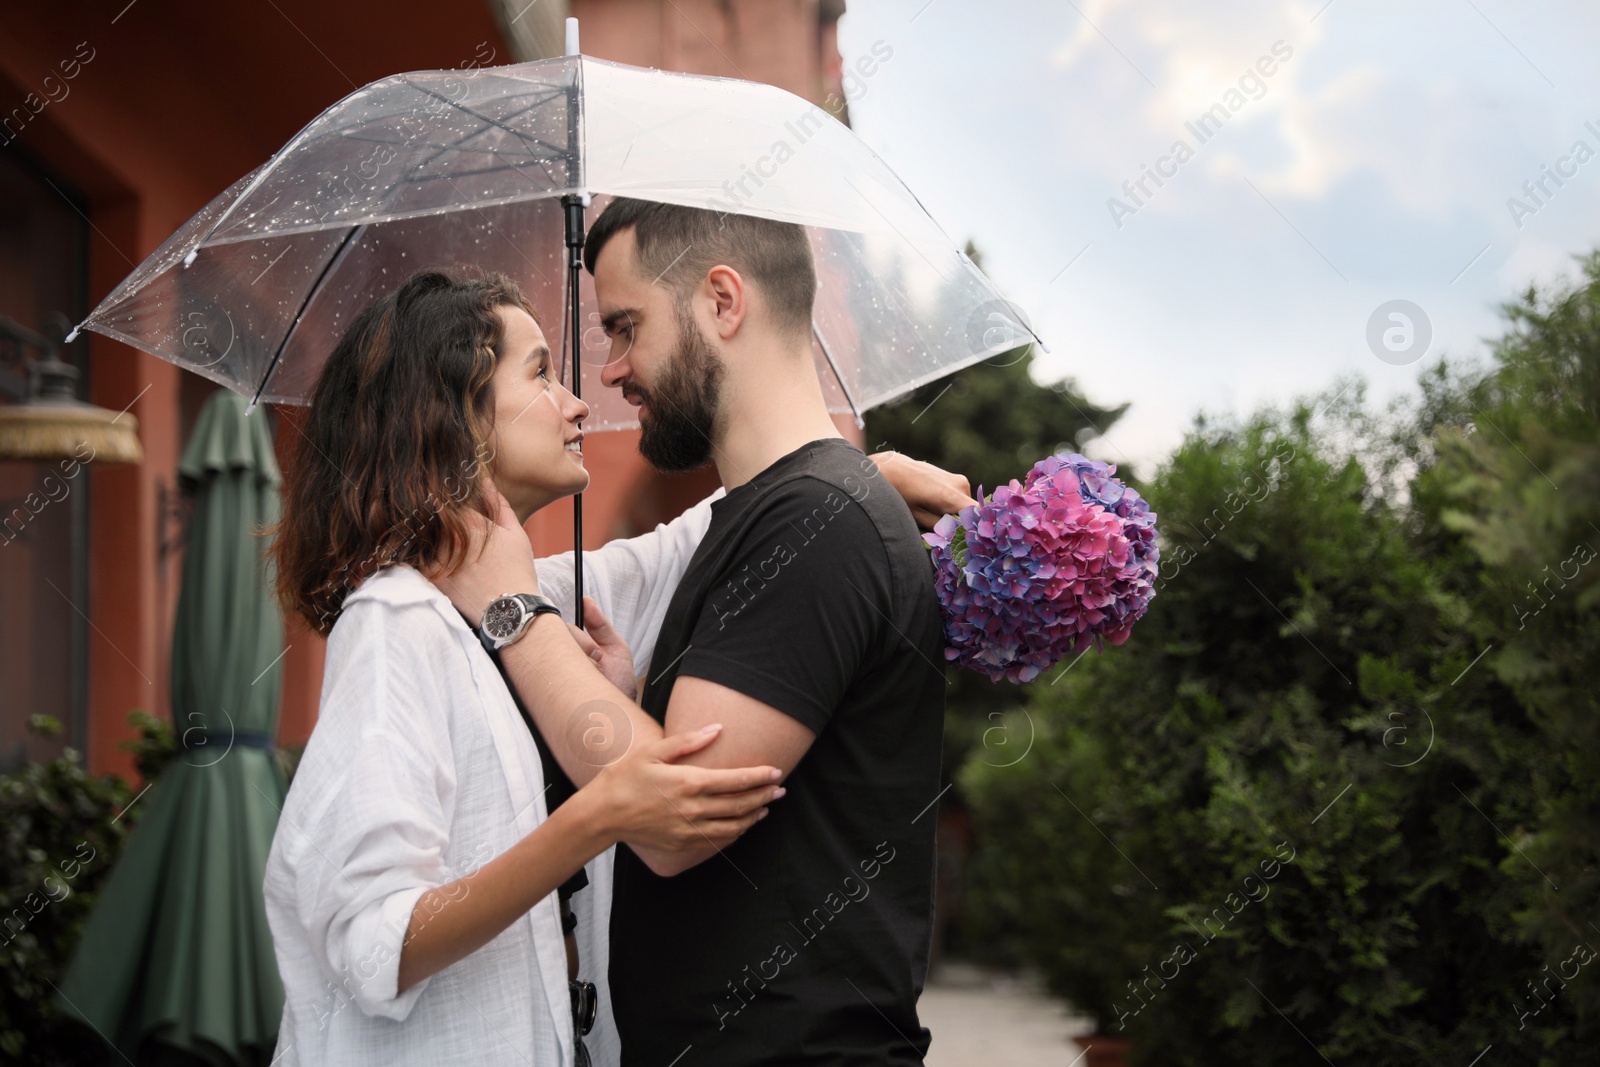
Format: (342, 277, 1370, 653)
(632, 679, 815, 875)
(497, 605, 805, 878)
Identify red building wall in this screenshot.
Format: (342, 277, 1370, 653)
(2, 2, 513, 778)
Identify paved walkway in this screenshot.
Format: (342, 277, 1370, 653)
(920, 962, 1098, 1066)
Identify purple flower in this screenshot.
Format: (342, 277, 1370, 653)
(922, 452, 1160, 683)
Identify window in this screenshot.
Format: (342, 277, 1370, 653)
(0, 148, 89, 771)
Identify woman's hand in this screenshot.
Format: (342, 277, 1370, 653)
(427, 484, 540, 628)
(869, 450, 978, 530)
(590, 725, 784, 854)
(565, 596, 637, 700)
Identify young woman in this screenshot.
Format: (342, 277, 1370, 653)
(263, 267, 962, 1066)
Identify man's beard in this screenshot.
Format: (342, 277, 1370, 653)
(633, 308, 725, 473)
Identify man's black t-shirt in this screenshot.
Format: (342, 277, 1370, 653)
(608, 437, 947, 1066)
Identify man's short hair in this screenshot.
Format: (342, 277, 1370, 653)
(583, 198, 817, 341)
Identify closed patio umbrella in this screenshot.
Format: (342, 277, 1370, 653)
(55, 388, 286, 1066)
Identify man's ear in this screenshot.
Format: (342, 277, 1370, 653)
(704, 264, 747, 340)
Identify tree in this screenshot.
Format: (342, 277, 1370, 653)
(1426, 254, 1600, 1025)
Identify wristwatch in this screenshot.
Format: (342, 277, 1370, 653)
(478, 592, 562, 652)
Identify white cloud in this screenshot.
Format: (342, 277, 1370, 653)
(1497, 236, 1585, 295)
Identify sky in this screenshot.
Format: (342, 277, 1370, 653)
(836, 0, 1600, 472)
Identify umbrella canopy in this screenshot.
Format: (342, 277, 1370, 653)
(68, 55, 1041, 426)
(55, 389, 286, 1066)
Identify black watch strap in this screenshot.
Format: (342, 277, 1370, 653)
(518, 593, 563, 619)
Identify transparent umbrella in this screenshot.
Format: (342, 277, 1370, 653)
(68, 50, 1042, 610)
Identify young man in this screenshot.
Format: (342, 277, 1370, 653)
(442, 199, 956, 1065)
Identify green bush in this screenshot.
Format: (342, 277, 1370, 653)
(0, 716, 138, 1065)
(2, 710, 295, 1065)
(122, 710, 174, 784)
(961, 308, 1597, 1064)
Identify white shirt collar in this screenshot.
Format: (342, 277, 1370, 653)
(343, 563, 470, 626)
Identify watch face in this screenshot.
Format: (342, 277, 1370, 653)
(482, 597, 524, 641)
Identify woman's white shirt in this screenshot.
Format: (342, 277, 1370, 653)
(264, 488, 722, 1066)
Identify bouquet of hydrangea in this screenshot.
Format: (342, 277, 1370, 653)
(923, 452, 1159, 683)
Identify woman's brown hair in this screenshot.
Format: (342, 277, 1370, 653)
(271, 266, 537, 635)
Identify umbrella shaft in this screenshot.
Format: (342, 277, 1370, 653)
(562, 193, 586, 628)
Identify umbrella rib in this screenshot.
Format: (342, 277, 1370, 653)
(333, 130, 501, 156)
(249, 224, 364, 410)
(811, 322, 864, 429)
(470, 89, 574, 152)
(349, 131, 572, 165)
(320, 85, 570, 184)
(390, 159, 567, 190)
(344, 83, 522, 191)
(322, 85, 568, 141)
(394, 133, 569, 201)
(484, 92, 576, 159)
(399, 81, 573, 186)
(390, 130, 572, 188)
